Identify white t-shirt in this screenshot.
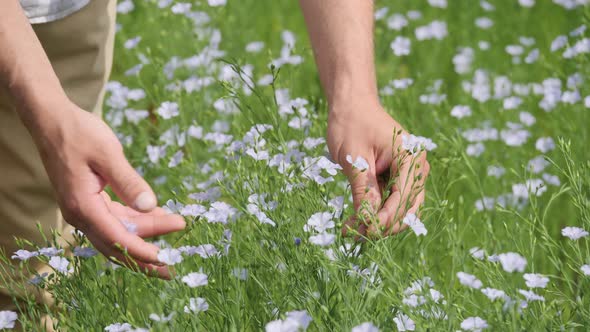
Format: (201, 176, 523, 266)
(20, 0, 90, 24)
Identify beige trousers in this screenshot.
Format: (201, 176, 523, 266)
(0, 0, 116, 312)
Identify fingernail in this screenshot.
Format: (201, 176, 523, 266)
(135, 192, 156, 211)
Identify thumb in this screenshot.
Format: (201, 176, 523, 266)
(95, 148, 157, 212)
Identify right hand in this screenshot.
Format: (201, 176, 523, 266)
(327, 99, 430, 238)
(29, 100, 185, 278)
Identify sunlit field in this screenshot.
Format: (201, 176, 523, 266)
(2, 0, 590, 330)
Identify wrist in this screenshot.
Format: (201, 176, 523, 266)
(328, 94, 382, 118)
(18, 94, 75, 150)
(14, 87, 71, 129)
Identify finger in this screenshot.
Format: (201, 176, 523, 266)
(87, 233, 171, 279)
(82, 194, 164, 265)
(342, 216, 356, 237)
(92, 148, 157, 212)
(370, 190, 425, 237)
(106, 197, 170, 217)
(120, 214, 186, 238)
(346, 158, 382, 220)
(372, 153, 428, 233)
(388, 190, 425, 236)
(342, 216, 367, 241)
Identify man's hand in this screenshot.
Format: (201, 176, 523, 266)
(0, 0, 184, 277)
(327, 99, 429, 238)
(33, 101, 185, 278)
(299, 0, 430, 237)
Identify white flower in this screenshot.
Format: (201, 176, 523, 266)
(346, 155, 370, 171)
(457, 272, 483, 289)
(11, 249, 38, 261)
(393, 313, 415, 331)
(309, 233, 336, 247)
(387, 14, 408, 30)
(38, 247, 64, 257)
(581, 265, 590, 276)
(453, 48, 474, 74)
(542, 173, 561, 186)
(500, 127, 530, 147)
(203, 201, 238, 224)
(523, 273, 549, 288)
(104, 323, 133, 332)
(208, 0, 227, 6)
(247, 204, 276, 227)
(428, 0, 447, 8)
(178, 244, 219, 258)
(0, 311, 18, 329)
(73, 246, 98, 258)
(562, 226, 589, 240)
(470, 247, 485, 260)
(403, 213, 427, 236)
(498, 252, 527, 273)
(124, 109, 149, 124)
(527, 156, 549, 174)
(29, 272, 49, 285)
(265, 319, 299, 332)
(157, 101, 179, 119)
(525, 48, 539, 64)
(171, 2, 191, 14)
(451, 105, 472, 119)
(116, 0, 134, 14)
(460, 317, 488, 331)
(402, 294, 426, 307)
(518, 0, 535, 7)
(550, 35, 568, 52)
(266, 310, 313, 332)
(487, 166, 505, 178)
(305, 212, 335, 233)
(258, 75, 273, 86)
(124, 36, 141, 49)
(401, 134, 437, 155)
(415, 21, 447, 41)
(481, 288, 507, 301)
(475, 17, 493, 29)
(466, 143, 485, 157)
(49, 256, 73, 274)
(246, 41, 265, 53)
(157, 248, 183, 265)
(518, 289, 545, 302)
(233, 268, 248, 280)
(512, 179, 546, 199)
(149, 312, 175, 322)
(535, 137, 555, 153)
(316, 156, 343, 175)
(503, 96, 522, 109)
(352, 322, 379, 332)
(519, 112, 536, 126)
(184, 297, 209, 313)
(180, 204, 207, 217)
(181, 272, 208, 288)
(286, 310, 312, 329)
(390, 36, 411, 56)
(168, 150, 184, 168)
(147, 145, 167, 164)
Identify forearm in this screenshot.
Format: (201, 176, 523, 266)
(0, 0, 69, 131)
(299, 0, 378, 108)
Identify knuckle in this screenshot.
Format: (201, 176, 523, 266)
(60, 196, 83, 220)
(120, 177, 143, 197)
